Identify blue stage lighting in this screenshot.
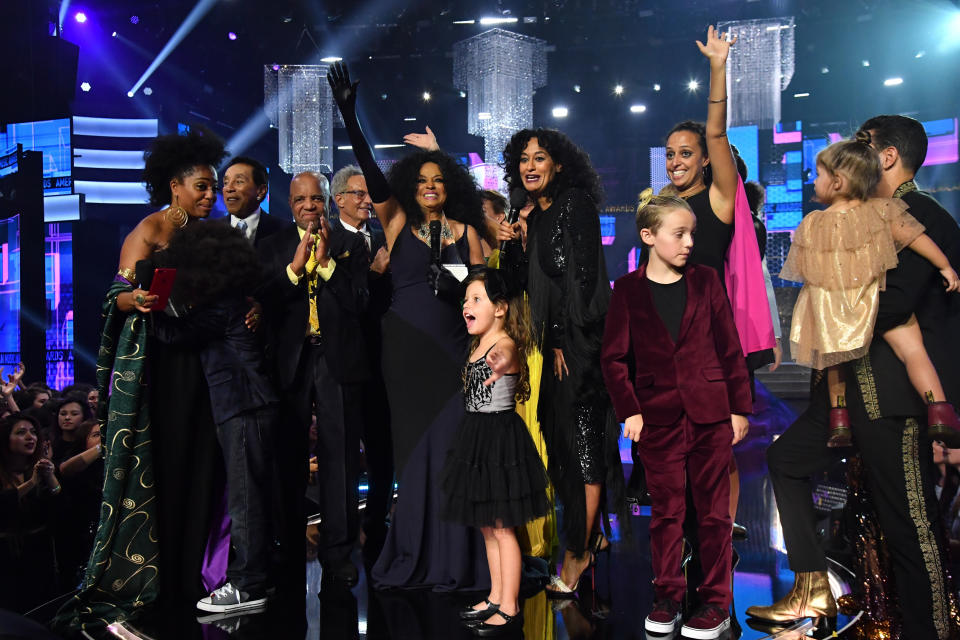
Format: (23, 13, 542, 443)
(75, 11, 87, 23)
(127, 0, 218, 97)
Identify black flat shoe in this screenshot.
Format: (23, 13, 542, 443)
(460, 599, 499, 621)
(472, 609, 522, 637)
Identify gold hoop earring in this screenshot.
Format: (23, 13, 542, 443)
(165, 194, 188, 228)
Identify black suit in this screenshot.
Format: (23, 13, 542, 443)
(151, 299, 278, 424)
(337, 218, 395, 562)
(764, 184, 958, 639)
(257, 220, 370, 588)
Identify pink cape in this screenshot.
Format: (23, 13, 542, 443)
(725, 177, 776, 355)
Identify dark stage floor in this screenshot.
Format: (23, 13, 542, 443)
(22, 384, 867, 639)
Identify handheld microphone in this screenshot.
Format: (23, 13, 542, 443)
(499, 188, 529, 255)
(429, 219, 442, 265)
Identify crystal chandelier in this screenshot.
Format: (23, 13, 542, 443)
(453, 29, 548, 164)
(264, 64, 337, 174)
(717, 17, 795, 130)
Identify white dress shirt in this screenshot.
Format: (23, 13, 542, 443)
(339, 217, 372, 252)
(231, 208, 262, 240)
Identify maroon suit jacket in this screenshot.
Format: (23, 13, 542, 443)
(600, 263, 752, 427)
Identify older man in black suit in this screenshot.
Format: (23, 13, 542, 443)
(330, 164, 393, 566)
(221, 156, 289, 246)
(257, 171, 369, 592)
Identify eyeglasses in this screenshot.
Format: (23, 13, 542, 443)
(340, 190, 368, 200)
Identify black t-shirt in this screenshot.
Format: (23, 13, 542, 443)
(649, 277, 687, 343)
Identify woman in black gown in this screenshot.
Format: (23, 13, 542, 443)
(501, 128, 623, 595)
(328, 62, 490, 591)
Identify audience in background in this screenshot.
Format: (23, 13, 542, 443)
(0, 413, 61, 613)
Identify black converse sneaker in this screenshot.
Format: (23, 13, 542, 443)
(196, 582, 267, 614)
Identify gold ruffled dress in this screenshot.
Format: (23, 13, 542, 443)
(779, 198, 924, 370)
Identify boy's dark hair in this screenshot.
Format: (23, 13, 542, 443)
(162, 220, 263, 306)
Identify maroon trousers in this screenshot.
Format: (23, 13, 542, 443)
(637, 413, 733, 607)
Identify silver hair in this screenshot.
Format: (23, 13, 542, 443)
(291, 171, 330, 209)
(330, 165, 363, 198)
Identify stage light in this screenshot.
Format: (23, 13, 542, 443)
(127, 91, 134, 98)
(130, 15, 139, 24)
(320, 56, 342, 63)
(883, 77, 903, 86)
(915, 50, 926, 58)
(614, 84, 624, 95)
(453, 19, 476, 25)
(143, 87, 153, 95)
(861, 59, 870, 67)
(272, 64, 280, 71)
(128, 0, 218, 98)
(75, 12, 87, 23)
(573, 84, 581, 93)
(422, 91, 431, 101)
(111, 31, 117, 37)
(793, 92, 810, 98)
(552, 106, 568, 118)
(629, 104, 646, 113)
(381, 93, 388, 100)
(228, 32, 237, 40)
(403, 117, 417, 122)
(479, 16, 518, 25)
(687, 79, 699, 91)
(653, 83, 661, 91)
(80, 82, 91, 92)
(459, 91, 466, 98)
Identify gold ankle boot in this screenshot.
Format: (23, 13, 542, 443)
(745, 571, 837, 622)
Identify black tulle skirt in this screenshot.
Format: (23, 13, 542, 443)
(441, 410, 551, 529)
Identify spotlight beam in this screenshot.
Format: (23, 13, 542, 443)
(127, 0, 218, 97)
(58, 0, 72, 34)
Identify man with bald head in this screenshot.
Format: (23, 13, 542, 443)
(257, 171, 370, 594)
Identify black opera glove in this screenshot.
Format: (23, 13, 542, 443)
(327, 62, 359, 117)
(427, 263, 463, 306)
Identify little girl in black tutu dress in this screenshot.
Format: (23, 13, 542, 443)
(442, 267, 550, 637)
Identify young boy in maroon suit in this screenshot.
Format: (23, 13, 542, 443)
(601, 191, 752, 639)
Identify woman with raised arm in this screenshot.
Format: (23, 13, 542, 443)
(659, 26, 774, 539)
(328, 62, 490, 591)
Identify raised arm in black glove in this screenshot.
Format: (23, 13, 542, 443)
(327, 62, 391, 204)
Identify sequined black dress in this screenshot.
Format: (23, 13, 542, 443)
(441, 348, 550, 528)
(521, 187, 623, 554)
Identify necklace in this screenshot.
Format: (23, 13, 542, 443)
(415, 214, 454, 243)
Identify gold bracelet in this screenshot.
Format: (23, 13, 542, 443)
(117, 267, 137, 283)
(708, 97, 728, 104)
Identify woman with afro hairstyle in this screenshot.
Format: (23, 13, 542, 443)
(54, 126, 230, 630)
(500, 127, 624, 597)
(329, 62, 491, 592)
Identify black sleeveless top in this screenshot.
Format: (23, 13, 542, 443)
(685, 189, 732, 287)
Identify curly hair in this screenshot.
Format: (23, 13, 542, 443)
(142, 125, 227, 207)
(0, 413, 43, 489)
(463, 267, 533, 403)
(161, 220, 263, 306)
(502, 129, 604, 206)
(387, 150, 484, 230)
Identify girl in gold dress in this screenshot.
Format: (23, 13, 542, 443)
(780, 133, 960, 447)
